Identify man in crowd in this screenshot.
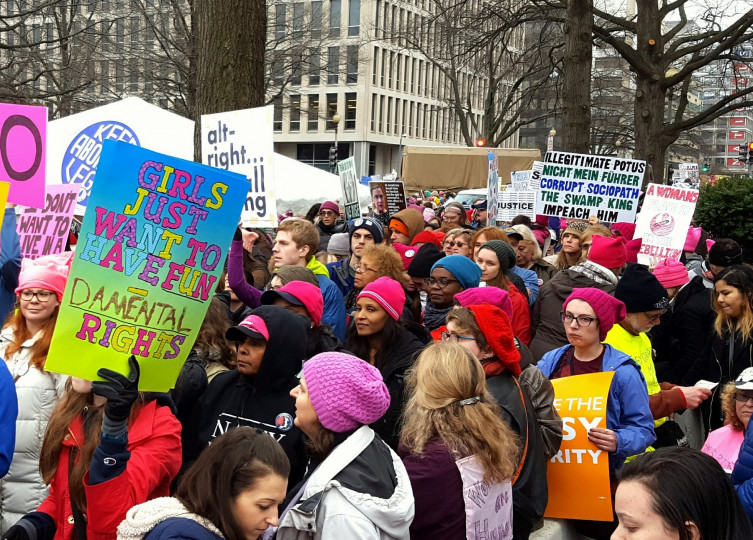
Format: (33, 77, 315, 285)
(327, 217, 385, 298)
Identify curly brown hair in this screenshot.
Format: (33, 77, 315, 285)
(721, 381, 746, 431)
(360, 244, 404, 282)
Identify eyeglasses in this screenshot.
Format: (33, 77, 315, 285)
(643, 311, 666, 323)
(355, 264, 378, 274)
(20, 290, 54, 302)
(319, 210, 336, 217)
(446, 242, 468, 248)
(441, 331, 476, 343)
(733, 393, 753, 404)
(425, 277, 459, 289)
(561, 312, 598, 327)
(442, 213, 461, 220)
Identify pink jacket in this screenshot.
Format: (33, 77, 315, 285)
(702, 424, 745, 473)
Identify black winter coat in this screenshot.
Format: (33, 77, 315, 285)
(316, 220, 348, 252)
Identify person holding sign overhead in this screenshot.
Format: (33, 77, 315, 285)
(0, 252, 72, 533)
(1, 356, 182, 540)
(537, 288, 655, 539)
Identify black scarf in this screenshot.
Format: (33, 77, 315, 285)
(423, 303, 453, 331)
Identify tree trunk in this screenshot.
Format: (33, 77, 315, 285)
(562, 0, 592, 153)
(193, 0, 266, 159)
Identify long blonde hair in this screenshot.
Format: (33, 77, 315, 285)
(400, 342, 518, 483)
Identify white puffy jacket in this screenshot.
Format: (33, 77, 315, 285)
(0, 327, 67, 533)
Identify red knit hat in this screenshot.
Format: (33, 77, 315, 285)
(411, 231, 442, 249)
(625, 238, 642, 264)
(610, 222, 636, 241)
(563, 288, 626, 341)
(392, 243, 418, 270)
(467, 304, 521, 376)
(587, 234, 627, 269)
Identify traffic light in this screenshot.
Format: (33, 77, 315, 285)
(475, 138, 487, 147)
(329, 146, 338, 172)
(701, 163, 710, 173)
(748, 141, 753, 163)
(739, 143, 748, 163)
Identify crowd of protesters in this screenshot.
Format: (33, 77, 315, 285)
(2, 190, 753, 540)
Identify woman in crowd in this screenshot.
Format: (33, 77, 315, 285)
(399, 342, 518, 538)
(172, 297, 236, 424)
(579, 225, 612, 261)
(471, 229, 531, 302)
(279, 352, 414, 539)
(444, 307, 552, 538)
(701, 368, 753, 472)
(2, 357, 182, 540)
(546, 224, 583, 271)
(475, 240, 531, 344)
(537, 288, 654, 537)
(471, 226, 508, 260)
(182, 306, 310, 489)
(344, 277, 425, 448)
(345, 244, 403, 315)
(443, 228, 472, 258)
(683, 264, 753, 432)
(510, 225, 556, 285)
(118, 428, 289, 540)
(0, 253, 71, 532)
(440, 202, 469, 230)
(616, 447, 753, 540)
(392, 243, 423, 322)
(423, 255, 482, 332)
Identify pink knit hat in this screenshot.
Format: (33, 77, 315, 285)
(423, 207, 436, 223)
(587, 235, 627, 269)
(392, 243, 417, 271)
(260, 281, 324, 326)
(16, 251, 74, 302)
(610, 222, 636, 241)
(563, 288, 626, 341)
(652, 259, 690, 289)
(357, 276, 405, 320)
(302, 352, 391, 433)
(319, 201, 340, 214)
(455, 286, 514, 321)
(625, 238, 642, 264)
(684, 227, 702, 252)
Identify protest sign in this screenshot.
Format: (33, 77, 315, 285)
(545, 371, 615, 521)
(634, 183, 698, 266)
(487, 153, 499, 226)
(0, 103, 46, 208)
(497, 190, 536, 222)
(338, 157, 361, 219)
(17, 184, 79, 259)
(534, 152, 645, 223)
(45, 140, 247, 392)
(457, 456, 513, 540)
(47, 97, 194, 215)
(510, 170, 532, 191)
(201, 105, 277, 228)
(369, 180, 406, 216)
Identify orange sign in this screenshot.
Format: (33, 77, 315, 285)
(544, 371, 615, 521)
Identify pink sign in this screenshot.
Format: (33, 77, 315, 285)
(16, 184, 78, 259)
(730, 131, 745, 140)
(0, 103, 47, 208)
(730, 117, 747, 126)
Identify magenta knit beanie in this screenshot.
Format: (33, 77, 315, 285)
(357, 276, 405, 320)
(455, 286, 514, 321)
(587, 235, 627, 269)
(684, 226, 702, 252)
(302, 352, 391, 433)
(16, 251, 73, 302)
(563, 288, 626, 341)
(652, 259, 690, 289)
(320, 201, 340, 214)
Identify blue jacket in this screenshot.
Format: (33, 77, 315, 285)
(510, 266, 539, 304)
(145, 518, 223, 540)
(326, 257, 355, 298)
(319, 274, 346, 340)
(0, 207, 21, 323)
(538, 344, 655, 471)
(731, 426, 753, 519)
(0, 359, 17, 477)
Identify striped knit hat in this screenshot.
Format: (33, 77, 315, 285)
(356, 276, 405, 320)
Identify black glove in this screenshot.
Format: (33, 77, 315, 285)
(2, 512, 56, 540)
(92, 355, 140, 436)
(233, 226, 243, 242)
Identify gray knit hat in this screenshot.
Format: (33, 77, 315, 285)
(327, 233, 350, 256)
(479, 240, 516, 271)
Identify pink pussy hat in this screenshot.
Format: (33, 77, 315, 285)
(302, 352, 391, 433)
(684, 226, 702, 252)
(563, 287, 626, 342)
(652, 259, 690, 289)
(357, 276, 406, 320)
(16, 251, 74, 302)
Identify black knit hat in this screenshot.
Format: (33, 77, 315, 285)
(615, 263, 670, 313)
(407, 243, 445, 278)
(479, 240, 516, 272)
(708, 239, 743, 267)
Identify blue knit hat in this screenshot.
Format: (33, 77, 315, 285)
(348, 217, 384, 244)
(431, 254, 482, 290)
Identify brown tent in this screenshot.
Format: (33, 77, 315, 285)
(401, 146, 542, 192)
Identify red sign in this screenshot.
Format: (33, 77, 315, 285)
(730, 131, 745, 140)
(729, 144, 742, 153)
(735, 63, 750, 73)
(728, 158, 746, 167)
(730, 117, 747, 126)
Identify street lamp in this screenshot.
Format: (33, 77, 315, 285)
(615, 140, 622, 158)
(330, 113, 341, 174)
(397, 132, 408, 176)
(547, 129, 556, 153)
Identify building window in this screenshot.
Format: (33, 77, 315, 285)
(290, 94, 301, 131)
(388, 51, 394, 88)
(311, 1, 323, 39)
(272, 56, 284, 86)
(309, 48, 320, 85)
(275, 4, 286, 40)
(308, 95, 320, 131)
(372, 47, 379, 85)
(293, 2, 304, 38)
(386, 97, 392, 134)
(346, 46, 358, 84)
(273, 98, 283, 131)
(327, 46, 339, 84)
(291, 53, 303, 85)
(379, 95, 385, 132)
(348, 0, 360, 37)
(375, 0, 381, 38)
(345, 92, 356, 130)
(368, 144, 377, 176)
(326, 93, 338, 129)
(330, 0, 341, 38)
(371, 94, 377, 131)
(298, 143, 349, 171)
